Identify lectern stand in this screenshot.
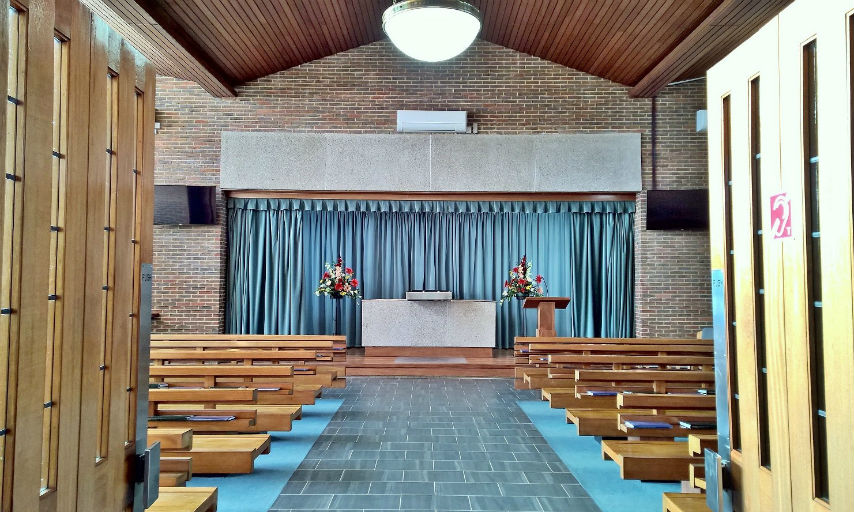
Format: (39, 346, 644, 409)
(522, 297, 571, 337)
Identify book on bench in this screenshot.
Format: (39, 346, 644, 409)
(148, 414, 237, 422)
(678, 420, 716, 430)
(149, 415, 191, 422)
(586, 391, 618, 396)
(624, 420, 673, 429)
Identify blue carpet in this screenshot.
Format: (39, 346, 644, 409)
(519, 400, 680, 512)
(188, 399, 342, 512)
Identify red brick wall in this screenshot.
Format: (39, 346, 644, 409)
(153, 39, 711, 336)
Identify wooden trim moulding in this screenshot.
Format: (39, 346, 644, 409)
(226, 190, 638, 202)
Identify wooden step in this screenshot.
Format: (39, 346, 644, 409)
(663, 492, 712, 512)
(146, 487, 217, 512)
(161, 434, 271, 474)
(601, 440, 701, 481)
(148, 428, 193, 450)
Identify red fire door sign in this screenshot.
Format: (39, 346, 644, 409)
(770, 192, 793, 239)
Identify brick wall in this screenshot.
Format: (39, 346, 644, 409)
(153, 39, 711, 336)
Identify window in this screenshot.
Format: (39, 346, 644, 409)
(0, 4, 26, 502)
(41, 35, 68, 492)
(749, 77, 771, 468)
(722, 95, 741, 450)
(96, 71, 119, 461)
(802, 39, 828, 502)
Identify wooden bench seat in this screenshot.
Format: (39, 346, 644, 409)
(149, 410, 258, 432)
(618, 393, 717, 410)
(161, 434, 271, 474)
(548, 354, 714, 367)
(689, 463, 706, 490)
(149, 428, 193, 450)
(617, 412, 717, 437)
(158, 404, 301, 431)
(148, 388, 265, 432)
(602, 440, 701, 481)
(688, 434, 717, 456)
(662, 492, 712, 512)
(514, 337, 714, 391)
(565, 408, 713, 438)
(566, 408, 647, 437)
(146, 487, 217, 512)
(159, 457, 192, 487)
(151, 333, 348, 363)
(574, 369, 714, 394)
(159, 472, 188, 488)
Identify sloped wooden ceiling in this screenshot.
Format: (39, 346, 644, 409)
(82, 0, 792, 98)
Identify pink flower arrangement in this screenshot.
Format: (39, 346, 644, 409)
(315, 257, 361, 299)
(500, 255, 544, 304)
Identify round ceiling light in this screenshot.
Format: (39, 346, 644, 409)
(382, 0, 482, 62)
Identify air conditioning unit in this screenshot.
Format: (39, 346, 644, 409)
(396, 110, 467, 133)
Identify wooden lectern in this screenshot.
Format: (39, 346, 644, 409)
(522, 297, 571, 337)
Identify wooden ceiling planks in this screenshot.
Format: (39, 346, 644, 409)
(86, 0, 791, 98)
(629, 0, 793, 97)
(82, 0, 236, 96)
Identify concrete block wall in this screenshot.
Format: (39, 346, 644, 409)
(153, 39, 711, 336)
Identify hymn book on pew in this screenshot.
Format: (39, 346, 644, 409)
(623, 420, 673, 429)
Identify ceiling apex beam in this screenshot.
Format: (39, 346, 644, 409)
(629, 0, 792, 98)
(82, 0, 237, 97)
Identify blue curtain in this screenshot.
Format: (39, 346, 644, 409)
(226, 199, 635, 348)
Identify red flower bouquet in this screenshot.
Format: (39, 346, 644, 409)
(500, 255, 544, 304)
(315, 257, 361, 299)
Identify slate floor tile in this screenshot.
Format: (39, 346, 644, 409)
(271, 378, 600, 511)
(538, 496, 601, 512)
(468, 495, 543, 511)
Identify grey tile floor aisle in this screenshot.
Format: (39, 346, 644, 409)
(269, 377, 601, 512)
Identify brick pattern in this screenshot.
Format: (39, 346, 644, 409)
(153, 39, 710, 336)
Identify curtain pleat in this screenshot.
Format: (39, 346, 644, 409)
(226, 199, 635, 347)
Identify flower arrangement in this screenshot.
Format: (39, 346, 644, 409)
(315, 257, 361, 299)
(500, 255, 544, 304)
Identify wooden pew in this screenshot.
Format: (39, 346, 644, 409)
(148, 389, 260, 432)
(150, 338, 346, 391)
(574, 369, 714, 393)
(147, 487, 218, 512)
(150, 352, 325, 404)
(150, 333, 348, 363)
(148, 386, 300, 432)
(514, 337, 713, 389)
(161, 434, 272, 474)
(602, 440, 702, 481)
(543, 385, 705, 409)
(565, 409, 714, 438)
(617, 412, 716, 438)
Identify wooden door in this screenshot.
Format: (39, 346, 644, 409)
(0, 1, 155, 510)
(707, 0, 854, 510)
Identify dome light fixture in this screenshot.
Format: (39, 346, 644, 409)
(382, 0, 481, 62)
